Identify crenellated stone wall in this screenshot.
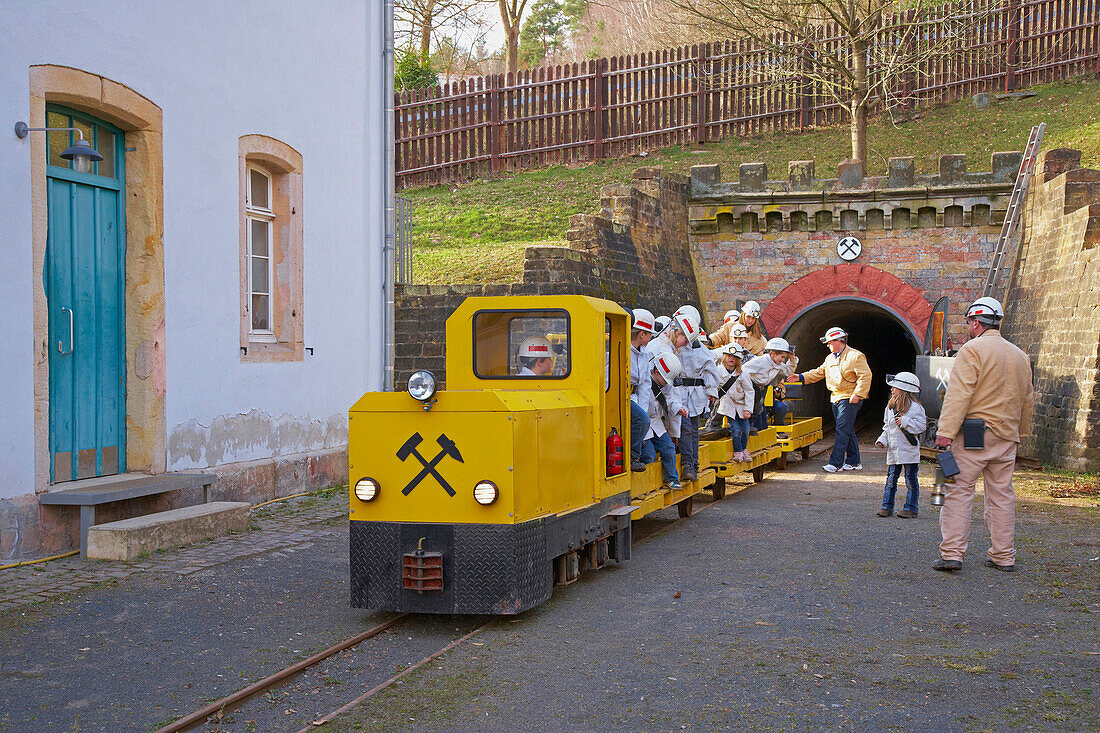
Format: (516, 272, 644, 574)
(394, 169, 701, 388)
(689, 153, 1019, 345)
(1003, 149, 1100, 471)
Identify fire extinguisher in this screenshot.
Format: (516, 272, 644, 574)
(606, 427, 624, 475)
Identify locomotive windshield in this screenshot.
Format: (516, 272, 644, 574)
(473, 309, 571, 379)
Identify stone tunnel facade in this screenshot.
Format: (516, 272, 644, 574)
(689, 153, 1019, 347)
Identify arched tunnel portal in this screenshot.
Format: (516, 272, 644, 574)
(781, 299, 921, 429)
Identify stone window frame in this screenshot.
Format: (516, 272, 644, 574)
(238, 135, 303, 362)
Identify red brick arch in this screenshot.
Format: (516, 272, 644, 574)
(761, 264, 933, 341)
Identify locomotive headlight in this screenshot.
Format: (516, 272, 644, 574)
(407, 370, 436, 402)
(354, 477, 380, 502)
(473, 480, 498, 506)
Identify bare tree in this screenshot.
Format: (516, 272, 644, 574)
(396, 0, 490, 58)
(498, 0, 532, 72)
(666, 0, 996, 164)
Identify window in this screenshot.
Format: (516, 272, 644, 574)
(473, 310, 571, 379)
(238, 135, 303, 362)
(246, 167, 275, 341)
(45, 107, 120, 179)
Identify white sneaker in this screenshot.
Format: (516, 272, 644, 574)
(841, 463, 863, 471)
(822, 464, 840, 473)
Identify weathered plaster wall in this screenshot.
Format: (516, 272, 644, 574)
(689, 155, 1016, 346)
(1003, 149, 1100, 471)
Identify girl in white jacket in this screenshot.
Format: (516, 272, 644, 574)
(874, 372, 927, 518)
(715, 344, 755, 461)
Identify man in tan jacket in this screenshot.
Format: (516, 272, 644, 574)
(933, 297, 1033, 573)
(788, 326, 873, 472)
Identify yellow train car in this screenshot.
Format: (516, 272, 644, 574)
(348, 295, 817, 615)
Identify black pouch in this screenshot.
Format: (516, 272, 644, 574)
(937, 449, 961, 478)
(962, 418, 986, 450)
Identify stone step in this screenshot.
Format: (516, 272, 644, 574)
(86, 502, 251, 561)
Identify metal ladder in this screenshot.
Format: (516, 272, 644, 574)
(983, 122, 1045, 298)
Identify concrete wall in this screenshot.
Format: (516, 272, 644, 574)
(394, 168, 701, 388)
(1003, 149, 1100, 471)
(688, 154, 1018, 347)
(0, 1, 384, 558)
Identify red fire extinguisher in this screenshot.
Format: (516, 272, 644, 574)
(606, 427, 624, 475)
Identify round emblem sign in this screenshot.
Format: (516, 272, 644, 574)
(837, 236, 862, 261)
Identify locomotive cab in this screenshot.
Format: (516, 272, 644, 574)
(349, 296, 633, 614)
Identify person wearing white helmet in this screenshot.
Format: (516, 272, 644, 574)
(743, 336, 799, 434)
(789, 326, 872, 472)
(670, 305, 725, 481)
(932, 296, 1033, 573)
(629, 308, 660, 471)
(874, 372, 927, 518)
(715, 344, 755, 461)
(654, 315, 671, 334)
(516, 336, 555, 376)
(641, 350, 684, 489)
(709, 300, 766, 354)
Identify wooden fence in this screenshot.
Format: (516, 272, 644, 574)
(396, 0, 1100, 188)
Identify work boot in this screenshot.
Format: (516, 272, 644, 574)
(876, 508, 891, 517)
(896, 510, 917, 518)
(932, 558, 962, 572)
(984, 558, 1016, 572)
(682, 466, 698, 481)
(631, 460, 646, 472)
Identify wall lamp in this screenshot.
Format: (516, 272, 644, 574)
(14, 121, 104, 174)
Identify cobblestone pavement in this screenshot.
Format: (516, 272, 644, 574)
(0, 491, 348, 613)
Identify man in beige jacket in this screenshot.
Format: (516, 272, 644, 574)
(788, 326, 873, 472)
(933, 297, 1033, 573)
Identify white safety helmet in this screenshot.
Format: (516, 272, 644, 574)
(765, 337, 791, 353)
(654, 315, 671, 333)
(673, 310, 702, 343)
(731, 324, 748, 338)
(966, 296, 1004, 325)
(886, 372, 921, 394)
(723, 309, 740, 324)
(632, 308, 658, 334)
(651, 350, 682, 381)
(719, 343, 749, 359)
(820, 326, 848, 344)
(742, 300, 762, 318)
(518, 336, 554, 359)
(674, 304, 701, 324)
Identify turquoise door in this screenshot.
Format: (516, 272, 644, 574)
(46, 106, 127, 482)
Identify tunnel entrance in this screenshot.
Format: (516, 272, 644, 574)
(781, 299, 920, 429)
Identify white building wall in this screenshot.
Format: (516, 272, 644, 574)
(0, 0, 385, 495)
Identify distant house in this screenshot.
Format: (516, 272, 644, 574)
(0, 1, 388, 560)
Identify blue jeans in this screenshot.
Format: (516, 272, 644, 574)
(729, 416, 750, 452)
(882, 463, 920, 512)
(642, 433, 679, 484)
(829, 399, 862, 468)
(630, 399, 650, 463)
(678, 414, 700, 471)
(768, 399, 790, 425)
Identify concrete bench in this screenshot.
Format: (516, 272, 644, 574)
(39, 473, 216, 556)
(85, 501, 251, 561)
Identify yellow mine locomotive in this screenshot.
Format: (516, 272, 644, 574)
(348, 295, 820, 615)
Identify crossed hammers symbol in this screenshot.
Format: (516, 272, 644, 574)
(838, 238, 860, 257)
(396, 432, 464, 496)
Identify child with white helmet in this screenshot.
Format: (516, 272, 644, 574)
(669, 305, 725, 481)
(715, 344, 755, 461)
(516, 336, 555, 376)
(874, 372, 928, 518)
(629, 308, 659, 471)
(742, 337, 799, 433)
(645, 310, 695, 444)
(642, 350, 684, 489)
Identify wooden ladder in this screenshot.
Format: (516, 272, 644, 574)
(983, 123, 1045, 298)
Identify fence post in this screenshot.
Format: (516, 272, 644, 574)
(695, 44, 708, 144)
(1004, 0, 1021, 92)
(799, 41, 813, 131)
(489, 74, 501, 173)
(591, 58, 606, 160)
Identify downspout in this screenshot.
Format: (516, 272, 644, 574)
(382, 0, 396, 391)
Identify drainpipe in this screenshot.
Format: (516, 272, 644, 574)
(380, 0, 397, 392)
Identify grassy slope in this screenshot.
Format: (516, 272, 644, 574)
(405, 77, 1100, 284)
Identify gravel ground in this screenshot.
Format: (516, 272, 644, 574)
(0, 445, 1096, 733)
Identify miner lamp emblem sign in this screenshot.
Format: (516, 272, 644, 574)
(397, 432, 464, 496)
(837, 236, 862, 261)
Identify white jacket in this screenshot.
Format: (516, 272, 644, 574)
(743, 353, 798, 388)
(716, 365, 755, 418)
(630, 344, 651, 412)
(646, 378, 682, 440)
(875, 402, 928, 465)
(678, 341, 726, 417)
